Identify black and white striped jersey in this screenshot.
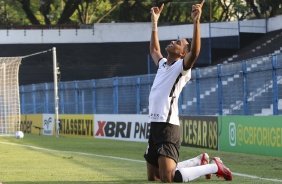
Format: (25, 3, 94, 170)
(149, 58, 191, 125)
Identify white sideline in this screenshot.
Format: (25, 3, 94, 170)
(1, 141, 282, 183)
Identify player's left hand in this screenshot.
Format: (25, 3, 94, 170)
(191, 0, 204, 22)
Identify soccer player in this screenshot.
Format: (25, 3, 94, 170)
(144, 1, 233, 182)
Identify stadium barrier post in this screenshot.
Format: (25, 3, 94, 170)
(217, 64, 223, 115)
(196, 68, 201, 115)
(242, 61, 248, 115)
(272, 54, 278, 115)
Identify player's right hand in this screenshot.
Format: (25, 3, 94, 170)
(151, 3, 164, 23)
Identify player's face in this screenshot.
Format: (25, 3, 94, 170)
(165, 39, 188, 56)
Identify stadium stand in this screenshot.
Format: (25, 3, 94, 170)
(215, 29, 282, 64)
(209, 29, 282, 115)
(14, 28, 280, 86)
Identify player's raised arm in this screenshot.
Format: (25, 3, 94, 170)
(183, 0, 204, 70)
(150, 4, 164, 66)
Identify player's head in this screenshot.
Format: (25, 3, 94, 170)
(165, 38, 191, 58)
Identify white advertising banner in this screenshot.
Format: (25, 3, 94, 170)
(42, 114, 55, 136)
(94, 114, 149, 142)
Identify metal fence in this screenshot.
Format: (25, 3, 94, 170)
(20, 52, 282, 116)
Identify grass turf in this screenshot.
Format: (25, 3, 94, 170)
(0, 134, 282, 183)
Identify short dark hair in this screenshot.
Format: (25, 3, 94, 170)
(186, 38, 191, 52)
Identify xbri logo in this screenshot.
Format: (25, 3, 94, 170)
(229, 122, 236, 146)
(95, 121, 131, 138)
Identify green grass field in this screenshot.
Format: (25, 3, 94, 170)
(0, 134, 282, 184)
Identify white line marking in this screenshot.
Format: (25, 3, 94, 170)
(232, 172, 282, 183)
(0, 141, 144, 163)
(1, 141, 282, 182)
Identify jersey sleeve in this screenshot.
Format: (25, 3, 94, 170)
(158, 58, 166, 66)
(181, 68, 191, 82)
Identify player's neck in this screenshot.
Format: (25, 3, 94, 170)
(167, 55, 181, 65)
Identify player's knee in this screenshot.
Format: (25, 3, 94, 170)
(158, 170, 183, 183)
(160, 175, 174, 183)
(147, 175, 160, 181)
(160, 178, 173, 183)
(147, 171, 160, 181)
